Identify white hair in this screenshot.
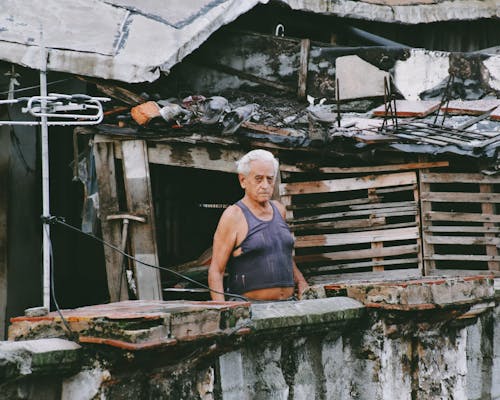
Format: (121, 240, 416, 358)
(236, 149, 279, 176)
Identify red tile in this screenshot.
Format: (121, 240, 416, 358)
(371, 100, 440, 117)
(441, 99, 500, 115)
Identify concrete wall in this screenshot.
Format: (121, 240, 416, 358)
(1, 293, 498, 400)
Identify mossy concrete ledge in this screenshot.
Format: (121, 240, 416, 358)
(250, 297, 365, 333)
(0, 338, 81, 383)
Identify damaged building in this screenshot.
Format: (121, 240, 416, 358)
(0, 0, 499, 399)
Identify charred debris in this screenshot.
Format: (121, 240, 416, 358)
(68, 14, 500, 300)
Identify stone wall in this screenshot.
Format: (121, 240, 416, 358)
(1, 276, 498, 400)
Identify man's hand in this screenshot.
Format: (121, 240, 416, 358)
(296, 278, 310, 299)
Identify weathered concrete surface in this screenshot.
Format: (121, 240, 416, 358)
(2, 277, 498, 399)
(0, 338, 81, 382)
(282, 0, 500, 24)
(8, 300, 251, 349)
(0, 0, 270, 82)
(250, 297, 365, 332)
(336, 55, 390, 100)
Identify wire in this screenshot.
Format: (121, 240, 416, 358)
(42, 215, 249, 302)
(0, 78, 71, 97)
(44, 224, 76, 339)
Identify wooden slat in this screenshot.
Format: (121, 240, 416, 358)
(421, 173, 500, 184)
(419, 168, 434, 275)
(121, 140, 162, 300)
(295, 244, 419, 264)
(425, 226, 500, 234)
(425, 211, 500, 223)
(290, 206, 417, 223)
(280, 161, 449, 174)
(349, 200, 416, 210)
(290, 217, 386, 232)
(280, 172, 417, 196)
(427, 269, 496, 277)
(421, 192, 500, 203)
(121, 143, 245, 173)
(93, 137, 129, 302)
(297, 38, 310, 99)
(304, 258, 419, 273)
(480, 184, 499, 271)
(425, 254, 500, 261)
(424, 236, 500, 246)
(287, 197, 374, 211)
(308, 268, 422, 285)
(295, 227, 419, 248)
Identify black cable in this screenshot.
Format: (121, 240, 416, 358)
(0, 78, 71, 96)
(42, 216, 249, 302)
(44, 225, 76, 339)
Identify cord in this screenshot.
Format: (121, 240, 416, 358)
(44, 224, 76, 338)
(0, 78, 71, 97)
(41, 215, 249, 302)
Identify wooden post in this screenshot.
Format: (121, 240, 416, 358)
(369, 188, 384, 272)
(419, 168, 434, 276)
(93, 135, 129, 302)
(0, 123, 10, 339)
(297, 39, 310, 100)
(480, 184, 499, 272)
(121, 140, 162, 300)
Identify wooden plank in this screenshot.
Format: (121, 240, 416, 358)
(297, 38, 310, 99)
(287, 197, 374, 211)
(290, 206, 417, 223)
(425, 226, 500, 234)
(0, 123, 9, 339)
(308, 268, 422, 284)
(419, 168, 434, 275)
(425, 211, 500, 223)
(117, 143, 245, 174)
(304, 258, 420, 274)
(93, 137, 129, 302)
(421, 173, 500, 184)
(349, 200, 416, 210)
(427, 269, 497, 277)
(295, 244, 419, 264)
(280, 172, 417, 196)
(279, 161, 449, 174)
(412, 180, 423, 274)
(376, 184, 417, 194)
(290, 217, 386, 232)
(480, 184, 499, 271)
(121, 140, 162, 300)
(426, 254, 500, 261)
(421, 192, 500, 203)
(424, 236, 500, 246)
(295, 227, 420, 248)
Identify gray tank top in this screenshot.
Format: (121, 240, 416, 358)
(226, 200, 295, 295)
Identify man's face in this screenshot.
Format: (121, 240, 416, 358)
(239, 159, 275, 203)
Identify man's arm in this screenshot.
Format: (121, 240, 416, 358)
(208, 206, 240, 301)
(273, 200, 310, 298)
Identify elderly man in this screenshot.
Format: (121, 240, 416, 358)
(208, 149, 308, 301)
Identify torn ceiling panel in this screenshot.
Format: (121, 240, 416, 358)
(0, 0, 268, 83)
(282, 0, 500, 24)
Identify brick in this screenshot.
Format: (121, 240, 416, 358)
(441, 99, 500, 115)
(130, 101, 161, 125)
(371, 100, 440, 117)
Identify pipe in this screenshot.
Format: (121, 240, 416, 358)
(345, 26, 409, 48)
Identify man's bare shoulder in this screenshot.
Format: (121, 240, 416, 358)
(271, 200, 286, 218)
(219, 204, 244, 225)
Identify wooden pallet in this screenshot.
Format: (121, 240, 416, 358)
(280, 171, 422, 284)
(420, 172, 500, 275)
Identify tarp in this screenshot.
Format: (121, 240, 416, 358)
(0, 0, 268, 83)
